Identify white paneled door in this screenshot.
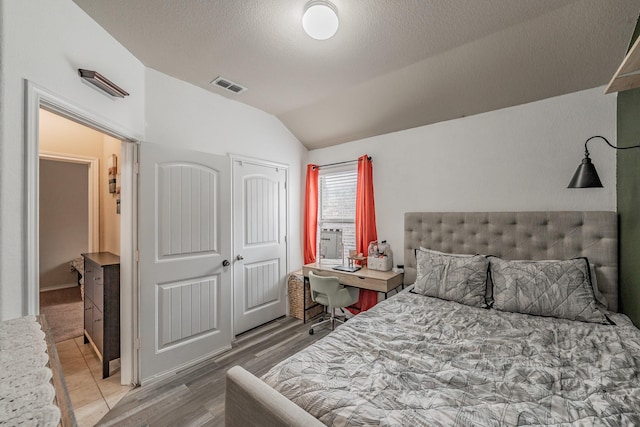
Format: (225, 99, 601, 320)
(139, 143, 231, 383)
(233, 160, 287, 335)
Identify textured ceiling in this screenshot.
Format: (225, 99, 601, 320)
(73, 0, 639, 150)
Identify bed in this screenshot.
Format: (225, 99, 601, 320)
(225, 211, 640, 426)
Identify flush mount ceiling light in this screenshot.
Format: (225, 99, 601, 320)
(302, 1, 339, 40)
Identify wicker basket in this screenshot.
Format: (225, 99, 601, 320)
(288, 270, 324, 322)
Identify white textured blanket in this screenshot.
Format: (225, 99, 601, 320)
(263, 291, 640, 426)
(0, 316, 61, 427)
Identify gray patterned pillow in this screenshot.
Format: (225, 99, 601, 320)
(489, 256, 608, 324)
(414, 248, 488, 308)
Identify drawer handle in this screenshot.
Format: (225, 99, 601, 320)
(94, 319, 102, 323)
(85, 307, 92, 311)
(94, 277, 101, 281)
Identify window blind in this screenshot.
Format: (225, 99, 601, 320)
(319, 170, 357, 261)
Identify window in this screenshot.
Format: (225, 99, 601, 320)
(318, 169, 357, 263)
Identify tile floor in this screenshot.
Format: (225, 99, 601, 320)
(56, 337, 133, 427)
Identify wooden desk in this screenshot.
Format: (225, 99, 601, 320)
(302, 263, 404, 322)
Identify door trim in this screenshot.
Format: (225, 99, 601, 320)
(25, 80, 140, 385)
(230, 154, 290, 333)
(229, 154, 289, 170)
(39, 152, 100, 253)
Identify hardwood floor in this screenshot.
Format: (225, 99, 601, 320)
(97, 315, 329, 426)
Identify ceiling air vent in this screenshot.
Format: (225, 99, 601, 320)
(210, 76, 247, 94)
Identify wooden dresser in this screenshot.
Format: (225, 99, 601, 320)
(82, 251, 120, 379)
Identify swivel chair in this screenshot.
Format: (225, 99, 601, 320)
(308, 271, 359, 335)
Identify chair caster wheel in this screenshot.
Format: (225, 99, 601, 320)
(309, 329, 314, 335)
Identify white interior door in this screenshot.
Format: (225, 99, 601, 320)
(233, 160, 287, 335)
(139, 143, 231, 383)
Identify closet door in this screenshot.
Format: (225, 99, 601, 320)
(138, 143, 231, 384)
(232, 160, 287, 335)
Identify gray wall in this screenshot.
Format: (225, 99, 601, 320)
(39, 159, 88, 290)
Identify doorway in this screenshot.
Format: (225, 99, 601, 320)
(38, 108, 122, 351)
(25, 83, 293, 386)
(26, 81, 138, 385)
(38, 151, 97, 343)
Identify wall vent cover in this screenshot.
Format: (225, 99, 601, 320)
(210, 76, 247, 94)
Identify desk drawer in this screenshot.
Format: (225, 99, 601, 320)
(303, 266, 402, 292)
(338, 274, 388, 292)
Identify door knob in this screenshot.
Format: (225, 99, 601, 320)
(222, 260, 230, 267)
(236, 255, 244, 261)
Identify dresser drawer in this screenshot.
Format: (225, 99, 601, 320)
(84, 265, 95, 303)
(92, 268, 104, 283)
(84, 298, 93, 337)
(93, 272, 104, 311)
(93, 307, 104, 356)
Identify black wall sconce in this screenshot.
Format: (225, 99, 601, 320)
(568, 135, 640, 188)
(78, 69, 129, 98)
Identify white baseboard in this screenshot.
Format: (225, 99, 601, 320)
(40, 282, 78, 292)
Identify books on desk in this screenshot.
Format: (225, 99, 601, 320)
(332, 265, 361, 273)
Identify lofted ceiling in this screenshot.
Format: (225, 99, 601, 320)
(73, 0, 640, 150)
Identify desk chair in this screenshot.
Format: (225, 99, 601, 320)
(308, 271, 359, 335)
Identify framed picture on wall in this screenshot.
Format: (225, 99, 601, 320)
(116, 186, 121, 215)
(108, 154, 117, 194)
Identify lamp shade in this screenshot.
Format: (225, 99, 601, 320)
(303, 1, 339, 40)
(567, 157, 603, 188)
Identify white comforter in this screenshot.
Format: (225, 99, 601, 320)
(262, 291, 640, 426)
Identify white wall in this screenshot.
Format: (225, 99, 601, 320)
(145, 68, 308, 272)
(0, 0, 145, 320)
(308, 87, 617, 266)
(0, 0, 616, 320)
(39, 159, 88, 290)
(0, 0, 307, 321)
(40, 109, 121, 257)
(101, 136, 121, 255)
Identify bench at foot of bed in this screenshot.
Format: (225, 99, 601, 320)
(225, 366, 325, 427)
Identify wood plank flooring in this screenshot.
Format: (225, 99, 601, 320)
(97, 316, 329, 426)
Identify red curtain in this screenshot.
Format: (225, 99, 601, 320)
(304, 164, 319, 264)
(349, 155, 378, 314)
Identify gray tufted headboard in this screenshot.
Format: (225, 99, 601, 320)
(404, 211, 618, 311)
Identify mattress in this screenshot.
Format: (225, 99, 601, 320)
(262, 291, 640, 426)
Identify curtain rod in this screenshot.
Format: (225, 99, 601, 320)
(314, 156, 372, 169)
